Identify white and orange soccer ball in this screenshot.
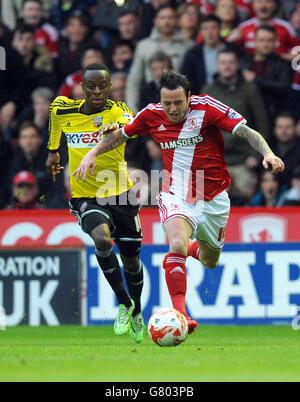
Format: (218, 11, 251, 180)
(148, 308, 188, 347)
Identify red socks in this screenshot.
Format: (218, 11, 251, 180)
(163, 253, 188, 317)
(188, 240, 200, 260)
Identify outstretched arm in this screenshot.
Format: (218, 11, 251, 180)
(73, 123, 128, 182)
(235, 124, 285, 173)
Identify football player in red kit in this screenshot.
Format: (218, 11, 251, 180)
(73, 70, 284, 334)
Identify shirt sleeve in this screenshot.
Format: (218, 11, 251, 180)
(47, 97, 64, 151)
(204, 95, 247, 134)
(122, 107, 150, 138)
(114, 102, 134, 129)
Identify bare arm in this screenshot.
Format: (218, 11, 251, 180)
(73, 123, 128, 181)
(235, 124, 285, 173)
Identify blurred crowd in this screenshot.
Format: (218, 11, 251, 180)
(1, 0, 300, 210)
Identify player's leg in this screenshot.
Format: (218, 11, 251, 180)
(163, 217, 198, 333)
(187, 239, 221, 268)
(69, 198, 134, 335)
(112, 201, 144, 343)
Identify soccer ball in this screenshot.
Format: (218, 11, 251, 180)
(148, 308, 188, 347)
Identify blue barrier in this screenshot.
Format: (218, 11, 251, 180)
(86, 243, 300, 325)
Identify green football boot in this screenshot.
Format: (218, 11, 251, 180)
(114, 299, 135, 335)
(129, 313, 145, 343)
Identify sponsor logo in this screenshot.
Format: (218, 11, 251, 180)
(93, 116, 103, 127)
(228, 108, 242, 120)
(240, 214, 286, 242)
(170, 203, 180, 211)
(188, 118, 198, 130)
(158, 124, 166, 131)
(65, 132, 101, 148)
(169, 266, 185, 275)
(160, 133, 203, 150)
(122, 113, 132, 119)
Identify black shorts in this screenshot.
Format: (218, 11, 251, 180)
(69, 192, 143, 257)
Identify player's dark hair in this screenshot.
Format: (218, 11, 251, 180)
(200, 14, 221, 27)
(255, 25, 276, 36)
(82, 63, 111, 80)
(158, 70, 190, 98)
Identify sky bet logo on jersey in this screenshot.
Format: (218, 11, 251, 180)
(65, 132, 101, 148)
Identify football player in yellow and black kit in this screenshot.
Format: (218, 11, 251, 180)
(46, 64, 144, 343)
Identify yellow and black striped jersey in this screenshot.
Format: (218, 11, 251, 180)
(48, 96, 134, 198)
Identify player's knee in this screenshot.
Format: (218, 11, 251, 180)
(170, 238, 188, 255)
(122, 256, 140, 273)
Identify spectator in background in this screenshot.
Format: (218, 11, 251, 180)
(281, 166, 300, 206)
(110, 73, 127, 103)
(50, 0, 96, 32)
(8, 170, 42, 209)
(0, 128, 13, 208)
(177, 2, 201, 41)
(56, 14, 91, 82)
(111, 40, 134, 74)
(250, 170, 286, 207)
(20, 0, 59, 58)
(241, 26, 292, 122)
(269, 112, 300, 188)
(228, 0, 299, 61)
(59, 45, 106, 98)
(139, 0, 173, 39)
(203, 49, 269, 201)
(290, 5, 300, 42)
(17, 87, 55, 145)
(0, 24, 26, 133)
(92, 0, 139, 34)
(187, 0, 214, 15)
(126, 5, 194, 113)
(140, 51, 173, 108)
(9, 122, 65, 207)
(215, 0, 240, 39)
(70, 83, 84, 100)
(117, 11, 141, 48)
(12, 24, 57, 97)
(181, 15, 243, 94)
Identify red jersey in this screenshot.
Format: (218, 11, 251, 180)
(122, 95, 246, 203)
(292, 71, 300, 91)
(35, 23, 59, 58)
(238, 17, 299, 54)
(60, 71, 82, 97)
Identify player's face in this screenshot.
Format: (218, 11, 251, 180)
(160, 87, 190, 124)
(82, 70, 112, 111)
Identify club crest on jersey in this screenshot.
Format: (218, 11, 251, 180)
(228, 108, 242, 120)
(93, 116, 103, 127)
(170, 203, 180, 211)
(80, 202, 88, 213)
(188, 118, 198, 130)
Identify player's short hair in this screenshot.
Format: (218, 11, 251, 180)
(82, 63, 111, 80)
(200, 14, 221, 27)
(255, 25, 276, 37)
(158, 70, 190, 98)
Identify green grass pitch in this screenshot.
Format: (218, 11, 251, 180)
(0, 325, 299, 382)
